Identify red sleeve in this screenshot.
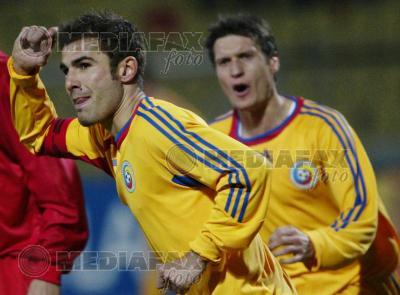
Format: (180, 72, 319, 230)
(20, 155, 88, 285)
(1, 51, 88, 284)
(42, 118, 113, 176)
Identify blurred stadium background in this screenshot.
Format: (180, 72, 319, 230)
(0, 0, 399, 294)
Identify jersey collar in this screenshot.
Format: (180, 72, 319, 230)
(229, 96, 303, 146)
(115, 98, 144, 149)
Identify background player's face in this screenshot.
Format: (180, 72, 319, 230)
(213, 35, 279, 111)
(61, 38, 123, 126)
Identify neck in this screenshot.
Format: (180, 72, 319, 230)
(237, 94, 294, 138)
(103, 87, 146, 137)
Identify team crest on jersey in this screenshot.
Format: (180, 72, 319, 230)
(290, 161, 318, 190)
(121, 161, 136, 193)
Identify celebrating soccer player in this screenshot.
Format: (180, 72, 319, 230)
(206, 14, 400, 294)
(8, 11, 296, 294)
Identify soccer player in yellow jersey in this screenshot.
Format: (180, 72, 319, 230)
(8, 11, 295, 294)
(206, 15, 400, 294)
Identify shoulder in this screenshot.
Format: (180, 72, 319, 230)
(300, 98, 352, 130)
(136, 96, 208, 129)
(208, 110, 233, 134)
(133, 97, 211, 156)
(299, 98, 356, 146)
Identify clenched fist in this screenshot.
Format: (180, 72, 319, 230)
(12, 26, 58, 75)
(157, 251, 207, 294)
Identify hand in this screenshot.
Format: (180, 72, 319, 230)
(157, 251, 207, 294)
(27, 279, 60, 295)
(269, 226, 315, 267)
(12, 26, 58, 75)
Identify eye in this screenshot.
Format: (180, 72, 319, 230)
(239, 52, 253, 60)
(60, 65, 68, 75)
(79, 62, 91, 70)
(217, 58, 230, 66)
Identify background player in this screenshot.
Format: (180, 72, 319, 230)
(0, 51, 88, 295)
(206, 14, 400, 294)
(8, 12, 295, 294)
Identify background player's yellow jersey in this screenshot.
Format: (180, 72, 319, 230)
(8, 58, 295, 294)
(211, 96, 400, 294)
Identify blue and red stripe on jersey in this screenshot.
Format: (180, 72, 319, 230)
(214, 95, 367, 231)
(115, 98, 144, 149)
(42, 118, 113, 176)
(229, 96, 304, 145)
(137, 97, 252, 222)
(300, 100, 367, 231)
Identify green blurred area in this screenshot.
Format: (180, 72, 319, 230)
(2, 1, 398, 143)
(1, 1, 398, 128)
(1, 0, 399, 224)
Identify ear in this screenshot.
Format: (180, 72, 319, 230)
(268, 56, 280, 74)
(118, 56, 138, 84)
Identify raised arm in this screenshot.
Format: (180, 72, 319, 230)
(9, 26, 112, 175)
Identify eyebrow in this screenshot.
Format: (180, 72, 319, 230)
(59, 56, 96, 71)
(215, 49, 256, 63)
(215, 56, 230, 64)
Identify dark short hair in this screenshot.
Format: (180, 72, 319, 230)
(205, 14, 278, 65)
(58, 10, 145, 87)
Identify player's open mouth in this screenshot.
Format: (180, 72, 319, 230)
(233, 84, 250, 98)
(73, 96, 91, 110)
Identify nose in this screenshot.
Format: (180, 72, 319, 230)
(65, 71, 81, 94)
(230, 59, 244, 78)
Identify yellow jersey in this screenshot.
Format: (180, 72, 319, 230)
(7, 58, 295, 295)
(211, 96, 399, 294)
